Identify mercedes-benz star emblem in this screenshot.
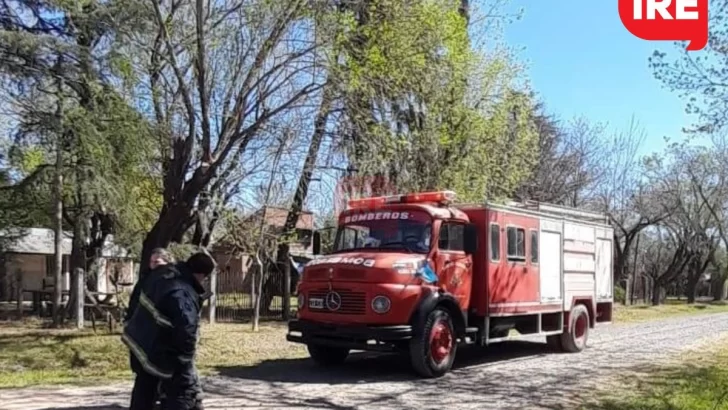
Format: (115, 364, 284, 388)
(325, 291, 342, 311)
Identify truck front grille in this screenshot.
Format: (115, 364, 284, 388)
(308, 288, 366, 315)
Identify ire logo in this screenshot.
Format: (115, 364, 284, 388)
(618, 0, 709, 51)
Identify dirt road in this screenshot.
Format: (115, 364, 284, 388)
(3, 312, 728, 410)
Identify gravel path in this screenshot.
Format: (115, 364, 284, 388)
(3, 312, 728, 410)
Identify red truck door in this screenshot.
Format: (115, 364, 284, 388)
(434, 220, 472, 309)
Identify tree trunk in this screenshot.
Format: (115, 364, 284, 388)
(52, 134, 64, 326)
(626, 273, 634, 305)
(274, 84, 333, 320)
(686, 274, 699, 304)
(74, 268, 84, 329)
(140, 204, 194, 269)
(251, 135, 287, 329)
(651, 281, 663, 306)
(712, 271, 728, 301)
(52, 56, 65, 327)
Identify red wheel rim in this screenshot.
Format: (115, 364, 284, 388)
(429, 321, 453, 364)
(574, 313, 587, 340)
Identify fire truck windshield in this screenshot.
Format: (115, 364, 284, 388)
(333, 210, 432, 254)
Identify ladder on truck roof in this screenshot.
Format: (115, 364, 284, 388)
(497, 200, 611, 225)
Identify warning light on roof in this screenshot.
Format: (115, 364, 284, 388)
(347, 190, 456, 209)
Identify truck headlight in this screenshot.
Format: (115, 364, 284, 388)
(371, 295, 391, 314)
(298, 293, 305, 310)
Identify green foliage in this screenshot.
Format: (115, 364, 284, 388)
(614, 285, 626, 304)
(586, 341, 728, 410)
(61, 89, 162, 253)
(321, 0, 538, 201)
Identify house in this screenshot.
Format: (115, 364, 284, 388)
(211, 206, 315, 295)
(0, 228, 135, 302)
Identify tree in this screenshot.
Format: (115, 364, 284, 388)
(516, 111, 608, 206)
(113, 0, 326, 266)
(688, 135, 728, 301)
(649, 1, 728, 134)
(0, 0, 162, 325)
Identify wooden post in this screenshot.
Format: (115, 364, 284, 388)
(75, 268, 84, 329)
(207, 268, 217, 324)
(15, 269, 23, 320)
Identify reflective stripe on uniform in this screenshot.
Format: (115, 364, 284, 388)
(121, 333, 173, 379)
(139, 292, 173, 328)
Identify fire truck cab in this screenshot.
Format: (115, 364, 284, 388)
(286, 191, 614, 378)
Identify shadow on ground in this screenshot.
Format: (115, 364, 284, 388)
(199, 340, 599, 409)
(213, 339, 554, 385)
(37, 407, 125, 410)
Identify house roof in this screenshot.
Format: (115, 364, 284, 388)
(0, 228, 130, 258)
(249, 206, 314, 230)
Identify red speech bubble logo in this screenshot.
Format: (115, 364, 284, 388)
(618, 0, 709, 51)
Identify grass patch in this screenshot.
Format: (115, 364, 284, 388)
(613, 300, 728, 323)
(0, 319, 305, 389)
(583, 338, 728, 410)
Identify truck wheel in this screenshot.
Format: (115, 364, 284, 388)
(409, 307, 457, 378)
(560, 304, 589, 353)
(307, 344, 349, 366)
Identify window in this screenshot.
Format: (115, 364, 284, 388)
(296, 229, 312, 243)
(45, 255, 69, 277)
(439, 222, 465, 251)
(506, 226, 526, 260)
(333, 210, 433, 254)
(530, 230, 539, 264)
(490, 224, 500, 261)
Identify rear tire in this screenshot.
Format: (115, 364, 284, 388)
(307, 344, 349, 366)
(409, 307, 457, 378)
(560, 304, 589, 353)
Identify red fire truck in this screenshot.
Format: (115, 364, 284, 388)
(287, 191, 614, 377)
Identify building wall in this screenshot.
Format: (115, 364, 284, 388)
(1, 253, 71, 295)
(101, 258, 136, 293)
(211, 250, 251, 294)
(0, 253, 133, 299)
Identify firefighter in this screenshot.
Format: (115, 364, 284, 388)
(122, 251, 216, 410)
(124, 248, 175, 410)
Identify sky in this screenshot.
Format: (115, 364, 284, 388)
(502, 0, 698, 157)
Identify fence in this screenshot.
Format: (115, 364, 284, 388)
(207, 259, 301, 323)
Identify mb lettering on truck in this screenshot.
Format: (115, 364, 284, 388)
(287, 190, 614, 378)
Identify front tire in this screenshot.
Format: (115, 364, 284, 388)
(560, 304, 590, 353)
(409, 307, 457, 378)
(307, 344, 349, 366)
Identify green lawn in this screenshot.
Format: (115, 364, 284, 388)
(613, 300, 728, 323)
(0, 320, 306, 388)
(583, 337, 728, 410)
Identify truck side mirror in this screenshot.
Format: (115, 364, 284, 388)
(464, 223, 477, 255)
(312, 231, 321, 255)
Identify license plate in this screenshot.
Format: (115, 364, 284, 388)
(309, 298, 324, 309)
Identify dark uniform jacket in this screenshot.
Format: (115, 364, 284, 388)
(122, 262, 205, 386)
(124, 265, 153, 324)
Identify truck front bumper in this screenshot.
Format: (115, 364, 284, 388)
(286, 319, 413, 352)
